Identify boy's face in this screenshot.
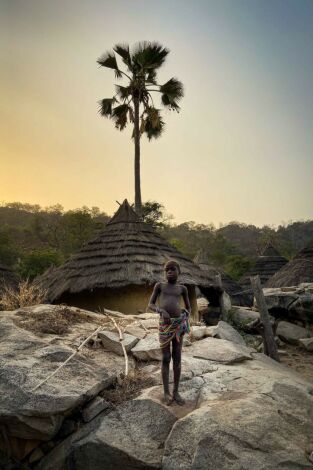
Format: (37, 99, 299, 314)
(165, 264, 179, 283)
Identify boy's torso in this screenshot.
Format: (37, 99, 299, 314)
(158, 282, 184, 317)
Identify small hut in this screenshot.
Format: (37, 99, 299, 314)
(239, 244, 287, 290)
(193, 249, 251, 306)
(266, 239, 313, 288)
(39, 200, 215, 315)
(0, 263, 18, 293)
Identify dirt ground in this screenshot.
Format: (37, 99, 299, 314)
(279, 344, 313, 383)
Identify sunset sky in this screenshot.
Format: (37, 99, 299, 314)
(1, 0, 313, 226)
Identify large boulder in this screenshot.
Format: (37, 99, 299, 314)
(289, 294, 313, 323)
(36, 397, 177, 470)
(163, 356, 313, 470)
(276, 320, 311, 345)
(299, 338, 313, 352)
(187, 337, 253, 364)
(211, 320, 246, 346)
(0, 306, 130, 443)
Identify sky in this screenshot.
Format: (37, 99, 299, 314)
(1, 0, 313, 226)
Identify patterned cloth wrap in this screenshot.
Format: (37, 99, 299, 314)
(159, 309, 190, 348)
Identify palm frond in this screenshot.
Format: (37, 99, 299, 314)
(98, 98, 116, 117)
(142, 107, 165, 140)
(160, 78, 184, 111)
(132, 41, 169, 70)
(113, 43, 132, 70)
(111, 104, 130, 130)
(146, 69, 157, 85)
(97, 52, 122, 78)
(115, 85, 132, 101)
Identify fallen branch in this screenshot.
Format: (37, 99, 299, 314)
(104, 313, 129, 377)
(32, 325, 103, 392)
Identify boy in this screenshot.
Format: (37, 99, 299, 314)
(148, 260, 191, 406)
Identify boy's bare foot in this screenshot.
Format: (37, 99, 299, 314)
(163, 393, 173, 406)
(173, 391, 185, 405)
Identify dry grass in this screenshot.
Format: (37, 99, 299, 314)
(14, 305, 101, 336)
(100, 368, 154, 404)
(0, 279, 47, 311)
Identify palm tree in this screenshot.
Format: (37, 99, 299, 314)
(97, 42, 184, 215)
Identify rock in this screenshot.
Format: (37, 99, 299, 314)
(82, 396, 110, 423)
(309, 451, 313, 464)
(262, 290, 298, 312)
(276, 321, 311, 345)
(202, 307, 221, 326)
(131, 333, 162, 361)
(135, 318, 159, 329)
(187, 337, 253, 364)
(211, 320, 246, 346)
(0, 306, 131, 443)
(190, 325, 207, 340)
(124, 324, 147, 339)
(136, 312, 159, 320)
(98, 330, 138, 355)
(299, 338, 313, 352)
(163, 355, 313, 469)
(141, 355, 217, 386)
(163, 380, 313, 470)
(204, 326, 216, 337)
(231, 307, 261, 331)
(34, 345, 73, 362)
(289, 294, 313, 323)
(36, 398, 177, 470)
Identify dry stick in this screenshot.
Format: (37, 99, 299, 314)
(250, 275, 280, 362)
(32, 325, 103, 392)
(104, 313, 129, 377)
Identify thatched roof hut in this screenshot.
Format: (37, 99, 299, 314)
(193, 249, 252, 306)
(39, 200, 215, 315)
(0, 263, 18, 293)
(239, 243, 287, 290)
(266, 239, 313, 287)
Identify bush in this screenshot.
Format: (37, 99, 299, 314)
(0, 279, 47, 310)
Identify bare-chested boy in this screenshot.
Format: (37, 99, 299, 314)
(148, 260, 191, 405)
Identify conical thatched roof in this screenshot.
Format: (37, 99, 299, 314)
(39, 200, 214, 302)
(0, 263, 18, 292)
(239, 243, 287, 290)
(193, 249, 251, 306)
(266, 239, 313, 287)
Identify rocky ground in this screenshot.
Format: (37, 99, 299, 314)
(0, 302, 313, 469)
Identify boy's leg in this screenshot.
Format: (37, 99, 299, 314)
(161, 343, 172, 405)
(172, 336, 185, 405)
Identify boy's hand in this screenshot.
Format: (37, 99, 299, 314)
(161, 310, 171, 322)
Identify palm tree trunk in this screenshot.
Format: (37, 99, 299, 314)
(133, 97, 142, 215)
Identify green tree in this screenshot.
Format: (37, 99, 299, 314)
(224, 254, 252, 281)
(19, 248, 64, 280)
(98, 42, 184, 214)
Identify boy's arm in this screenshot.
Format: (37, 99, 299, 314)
(148, 283, 169, 318)
(182, 286, 191, 316)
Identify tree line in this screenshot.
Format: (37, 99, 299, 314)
(1, 201, 312, 281)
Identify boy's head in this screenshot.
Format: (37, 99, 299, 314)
(164, 260, 181, 283)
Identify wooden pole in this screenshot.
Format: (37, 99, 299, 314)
(250, 275, 280, 362)
(215, 274, 228, 321)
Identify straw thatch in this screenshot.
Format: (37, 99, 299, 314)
(239, 243, 288, 290)
(39, 200, 214, 306)
(266, 239, 313, 287)
(193, 249, 252, 306)
(0, 263, 18, 293)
